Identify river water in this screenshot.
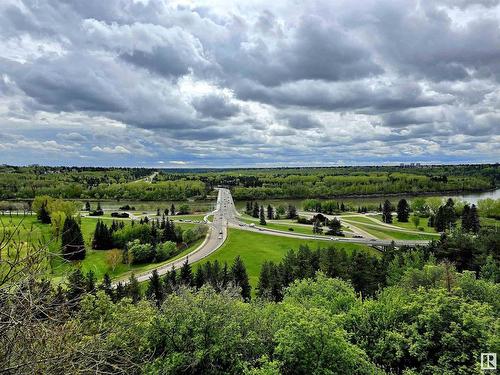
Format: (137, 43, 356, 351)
(233, 188, 500, 210)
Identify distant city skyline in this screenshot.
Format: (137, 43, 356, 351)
(1, 0, 499, 167)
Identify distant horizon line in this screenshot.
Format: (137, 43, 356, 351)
(2, 162, 498, 170)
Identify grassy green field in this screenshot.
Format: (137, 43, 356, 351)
(341, 220, 439, 240)
(196, 228, 375, 289)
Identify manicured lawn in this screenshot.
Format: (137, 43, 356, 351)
(171, 214, 207, 222)
(240, 216, 317, 236)
(342, 220, 439, 240)
(196, 228, 375, 289)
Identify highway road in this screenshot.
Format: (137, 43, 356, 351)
(116, 188, 432, 284)
(114, 189, 228, 284)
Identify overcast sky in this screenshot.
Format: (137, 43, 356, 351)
(1, 0, 499, 167)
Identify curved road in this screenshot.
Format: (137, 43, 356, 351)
(116, 188, 432, 283)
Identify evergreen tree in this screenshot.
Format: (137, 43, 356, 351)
(146, 269, 164, 307)
(92, 220, 113, 250)
(252, 202, 260, 218)
(156, 208, 160, 216)
(435, 206, 447, 232)
(85, 201, 91, 211)
(85, 270, 96, 294)
(126, 274, 141, 303)
(312, 218, 323, 234)
(100, 273, 114, 301)
(396, 199, 410, 222)
(38, 201, 51, 224)
(66, 269, 86, 304)
(341, 202, 346, 212)
(259, 205, 267, 225)
(150, 222, 159, 246)
(179, 259, 193, 286)
(231, 256, 251, 301)
(382, 200, 393, 224)
(162, 219, 177, 243)
(246, 201, 252, 215)
(470, 204, 480, 234)
(267, 204, 274, 220)
(194, 266, 205, 289)
(170, 204, 176, 216)
(115, 282, 126, 301)
(221, 262, 230, 288)
(168, 266, 177, 287)
(61, 217, 85, 261)
(287, 205, 297, 219)
(461, 204, 472, 232)
(211, 260, 222, 290)
(256, 261, 271, 299)
(97, 201, 102, 211)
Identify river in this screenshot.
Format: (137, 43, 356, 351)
(233, 188, 500, 210)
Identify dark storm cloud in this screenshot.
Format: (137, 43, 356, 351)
(217, 14, 382, 87)
(14, 55, 127, 113)
(192, 94, 240, 119)
(235, 79, 447, 113)
(0, 0, 499, 166)
(285, 114, 323, 129)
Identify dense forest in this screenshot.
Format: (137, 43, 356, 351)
(0, 166, 206, 200)
(0, 164, 498, 201)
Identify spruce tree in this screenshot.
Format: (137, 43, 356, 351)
(179, 259, 193, 286)
(221, 262, 230, 288)
(396, 199, 410, 222)
(146, 269, 164, 307)
(256, 261, 271, 299)
(61, 217, 85, 260)
(470, 204, 480, 234)
(100, 273, 114, 301)
(194, 266, 205, 289)
(85, 270, 96, 294)
(38, 201, 51, 224)
(170, 204, 176, 216)
(126, 274, 141, 303)
(115, 282, 126, 301)
(287, 205, 297, 219)
(312, 218, 323, 234)
(211, 260, 222, 290)
(435, 206, 446, 232)
(66, 269, 86, 304)
(231, 256, 251, 301)
(267, 204, 274, 220)
(382, 200, 393, 223)
(85, 201, 91, 211)
(259, 205, 267, 225)
(461, 204, 471, 232)
(444, 198, 457, 229)
(252, 202, 260, 218)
